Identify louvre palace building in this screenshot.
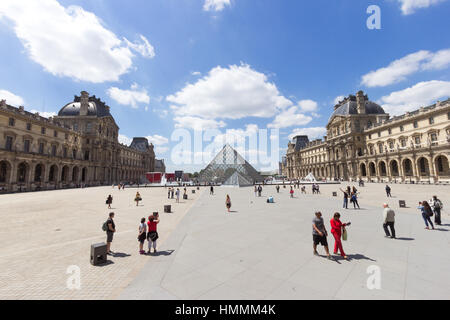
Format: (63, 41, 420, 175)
(283, 91, 450, 183)
(0, 91, 163, 192)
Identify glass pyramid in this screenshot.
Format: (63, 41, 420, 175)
(198, 144, 263, 184)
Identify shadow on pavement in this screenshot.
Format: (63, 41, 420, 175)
(151, 250, 175, 257)
(112, 252, 131, 258)
(346, 254, 376, 262)
(395, 237, 415, 241)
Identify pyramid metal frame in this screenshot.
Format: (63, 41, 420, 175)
(198, 144, 263, 184)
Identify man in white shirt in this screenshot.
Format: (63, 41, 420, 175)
(382, 203, 396, 239)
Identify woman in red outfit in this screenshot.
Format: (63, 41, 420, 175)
(330, 212, 351, 259)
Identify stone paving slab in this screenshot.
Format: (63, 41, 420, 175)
(120, 183, 450, 300)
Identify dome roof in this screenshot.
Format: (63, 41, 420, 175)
(58, 93, 112, 117)
(58, 102, 97, 117)
(329, 100, 385, 122)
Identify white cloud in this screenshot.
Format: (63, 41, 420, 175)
(107, 83, 150, 109)
(167, 63, 292, 120)
(30, 110, 57, 118)
(422, 48, 450, 70)
(297, 99, 318, 112)
(289, 127, 327, 140)
(118, 134, 132, 146)
(268, 106, 312, 129)
(174, 116, 226, 130)
(380, 80, 450, 115)
(191, 71, 201, 76)
(361, 49, 450, 87)
(146, 134, 169, 146)
(203, 0, 231, 12)
(397, 0, 447, 15)
(334, 95, 345, 105)
(0, 89, 25, 106)
(0, 0, 155, 83)
(124, 35, 155, 59)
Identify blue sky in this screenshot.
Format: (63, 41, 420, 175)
(1, 0, 449, 172)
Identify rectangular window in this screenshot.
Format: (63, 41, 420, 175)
(415, 136, 421, 145)
(41, 127, 46, 134)
(448, 112, 450, 120)
(72, 149, 77, 159)
(51, 145, 57, 156)
(5, 136, 13, 151)
(38, 143, 44, 154)
(65, 133, 68, 140)
(388, 128, 392, 135)
(401, 139, 406, 147)
(400, 125, 404, 132)
(389, 142, 394, 150)
(429, 117, 434, 125)
(54, 130, 58, 138)
(84, 151, 90, 161)
(63, 147, 67, 158)
(378, 144, 383, 153)
(377, 132, 381, 138)
(413, 121, 418, 129)
(24, 140, 30, 153)
(26, 123, 32, 131)
(8, 118, 15, 126)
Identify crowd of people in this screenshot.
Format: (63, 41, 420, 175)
(101, 183, 445, 263)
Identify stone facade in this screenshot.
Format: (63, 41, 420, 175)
(0, 92, 163, 192)
(283, 91, 450, 183)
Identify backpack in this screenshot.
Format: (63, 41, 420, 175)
(435, 200, 443, 209)
(102, 220, 108, 231)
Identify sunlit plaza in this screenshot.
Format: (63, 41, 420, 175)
(0, 182, 448, 300)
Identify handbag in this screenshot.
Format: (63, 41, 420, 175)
(342, 229, 348, 241)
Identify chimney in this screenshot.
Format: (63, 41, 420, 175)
(80, 91, 89, 116)
(356, 90, 366, 114)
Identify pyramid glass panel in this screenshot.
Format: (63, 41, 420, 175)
(198, 144, 263, 184)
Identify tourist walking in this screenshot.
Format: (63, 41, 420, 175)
(226, 194, 232, 213)
(106, 194, 113, 209)
(301, 186, 306, 194)
(312, 211, 332, 259)
(290, 186, 294, 198)
(135, 192, 142, 206)
(258, 185, 262, 197)
(138, 217, 147, 254)
(147, 213, 160, 254)
(385, 185, 392, 197)
(340, 188, 349, 209)
(430, 195, 443, 225)
(276, 185, 280, 193)
(418, 201, 435, 230)
(175, 188, 180, 203)
(350, 192, 360, 209)
(210, 185, 214, 195)
(254, 185, 257, 197)
(382, 203, 396, 239)
(105, 212, 116, 255)
(330, 212, 350, 259)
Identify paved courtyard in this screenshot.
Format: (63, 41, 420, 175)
(0, 183, 449, 300)
(0, 186, 203, 299)
(120, 183, 450, 300)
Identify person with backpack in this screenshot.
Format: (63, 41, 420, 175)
(138, 217, 147, 255)
(350, 192, 360, 209)
(103, 212, 116, 255)
(418, 201, 434, 230)
(385, 185, 392, 197)
(330, 212, 351, 260)
(106, 195, 113, 209)
(147, 212, 160, 254)
(430, 196, 443, 225)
